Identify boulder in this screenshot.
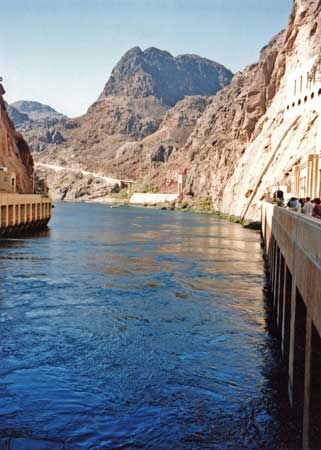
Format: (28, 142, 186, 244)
(52, 130, 65, 144)
(150, 144, 173, 162)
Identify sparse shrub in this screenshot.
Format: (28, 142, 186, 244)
(194, 196, 212, 211)
(113, 187, 129, 199)
(143, 183, 159, 193)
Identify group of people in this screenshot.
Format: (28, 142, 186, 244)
(273, 190, 321, 219)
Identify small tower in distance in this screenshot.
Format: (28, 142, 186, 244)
(178, 168, 188, 195)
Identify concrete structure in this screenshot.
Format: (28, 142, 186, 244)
(0, 193, 52, 236)
(285, 56, 321, 122)
(284, 57, 321, 200)
(269, 58, 321, 202)
(178, 168, 188, 195)
(262, 202, 321, 449)
(292, 153, 321, 199)
(129, 193, 178, 205)
(0, 167, 16, 193)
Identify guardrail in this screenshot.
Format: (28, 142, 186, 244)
(262, 202, 321, 450)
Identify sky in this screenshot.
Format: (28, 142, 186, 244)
(0, 0, 293, 117)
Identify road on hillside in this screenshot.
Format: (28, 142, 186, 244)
(35, 162, 133, 184)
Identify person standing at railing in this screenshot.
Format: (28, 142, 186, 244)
(312, 198, 321, 219)
(273, 190, 285, 207)
(287, 197, 301, 211)
(302, 197, 314, 216)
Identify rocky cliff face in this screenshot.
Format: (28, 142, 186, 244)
(94, 31, 287, 205)
(0, 85, 34, 193)
(184, 0, 321, 221)
(184, 30, 286, 211)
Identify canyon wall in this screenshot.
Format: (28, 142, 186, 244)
(0, 84, 34, 193)
(221, 0, 321, 221)
(186, 0, 321, 221)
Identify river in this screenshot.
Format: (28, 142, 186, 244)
(0, 203, 300, 449)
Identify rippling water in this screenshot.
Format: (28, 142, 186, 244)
(0, 203, 299, 449)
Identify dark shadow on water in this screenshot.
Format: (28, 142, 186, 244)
(0, 227, 51, 245)
(259, 245, 301, 449)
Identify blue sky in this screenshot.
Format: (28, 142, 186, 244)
(0, 0, 293, 117)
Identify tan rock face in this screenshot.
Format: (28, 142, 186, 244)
(0, 86, 34, 193)
(183, 30, 285, 205)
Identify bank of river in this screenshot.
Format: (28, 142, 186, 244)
(0, 203, 299, 449)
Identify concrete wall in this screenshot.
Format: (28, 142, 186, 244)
(292, 154, 321, 199)
(262, 202, 321, 449)
(129, 193, 178, 205)
(0, 193, 52, 235)
(285, 56, 321, 121)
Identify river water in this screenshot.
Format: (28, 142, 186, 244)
(0, 203, 300, 449)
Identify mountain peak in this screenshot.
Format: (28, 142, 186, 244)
(100, 46, 233, 106)
(10, 100, 64, 122)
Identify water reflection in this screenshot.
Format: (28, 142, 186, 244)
(0, 203, 299, 449)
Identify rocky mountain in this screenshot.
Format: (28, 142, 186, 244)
(7, 100, 66, 153)
(0, 85, 34, 193)
(5, 103, 30, 127)
(100, 46, 233, 106)
(11, 100, 63, 122)
(13, 47, 233, 200)
(103, 36, 284, 198)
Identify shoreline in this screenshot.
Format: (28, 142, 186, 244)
(54, 195, 261, 229)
